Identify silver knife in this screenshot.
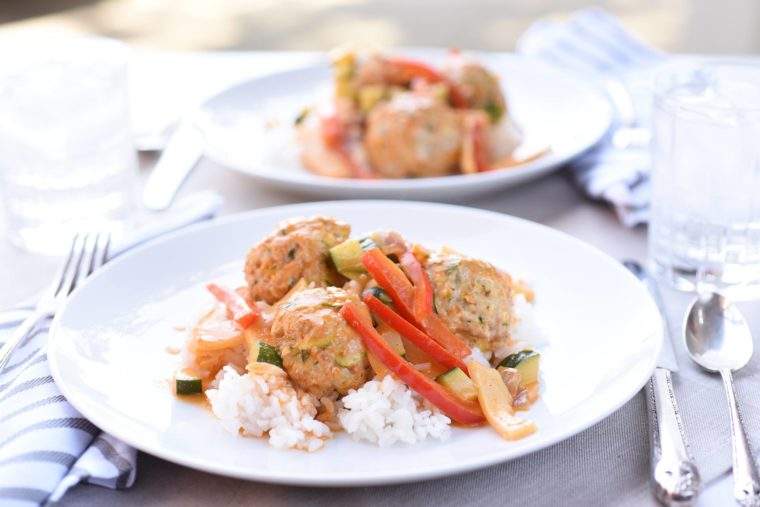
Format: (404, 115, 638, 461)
(624, 260, 701, 506)
(142, 121, 205, 211)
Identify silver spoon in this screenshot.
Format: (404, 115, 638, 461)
(684, 292, 760, 506)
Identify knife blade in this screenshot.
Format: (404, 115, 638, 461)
(142, 121, 204, 211)
(623, 260, 701, 505)
(624, 261, 679, 371)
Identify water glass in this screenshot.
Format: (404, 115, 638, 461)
(0, 37, 137, 255)
(649, 62, 760, 299)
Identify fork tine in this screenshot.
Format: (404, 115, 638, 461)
(92, 232, 111, 271)
(57, 233, 89, 298)
(73, 234, 98, 291)
(50, 234, 80, 297)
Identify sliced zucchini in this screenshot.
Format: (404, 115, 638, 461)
(484, 101, 504, 123)
(436, 367, 478, 402)
(329, 239, 365, 278)
(175, 371, 202, 395)
(364, 286, 392, 305)
(307, 335, 333, 350)
(336, 352, 363, 367)
(498, 350, 540, 385)
(252, 341, 283, 369)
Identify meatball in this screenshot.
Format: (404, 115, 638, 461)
(364, 93, 463, 178)
(426, 250, 514, 353)
(245, 216, 350, 304)
(271, 287, 370, 398)
(443, 57, 507, 122)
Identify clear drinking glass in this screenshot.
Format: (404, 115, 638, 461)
(0, 37, 137, 255)
(649, 62, 760, 299)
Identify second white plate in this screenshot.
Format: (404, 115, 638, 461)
(199, 51, 612, 200)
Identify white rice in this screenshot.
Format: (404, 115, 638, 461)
(205, 365, 331, 452)
(338, 375, 451, 446)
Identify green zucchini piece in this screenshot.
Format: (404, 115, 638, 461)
(175, 371, 202, 395)
(364, 286, 392, 305)
(436, 367, 478, 402)
(255, 342, 283, 369)
(329, 239, 365, 278)
(335, 352, 362, 367)
(498, 350, 540, 385)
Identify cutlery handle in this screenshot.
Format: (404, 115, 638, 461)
(142, 123, 204, 211)
(720, 369, 760, 506)
(646, 367, 701, 505)
(0, 311, 45, 373)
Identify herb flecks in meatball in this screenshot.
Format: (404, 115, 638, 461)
(245, 217, 350, 304)
(364, 93, 462, 178)
(426, 250, 514, 353)
(271, 287, 371, 398)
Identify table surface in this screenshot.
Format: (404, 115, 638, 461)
(0, 51, 743, 506)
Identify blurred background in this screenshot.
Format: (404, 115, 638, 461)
(0, 0, 758, 53)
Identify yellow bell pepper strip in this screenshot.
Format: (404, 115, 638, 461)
(467, 361, 537, 441)
(341, 302, 484, 425)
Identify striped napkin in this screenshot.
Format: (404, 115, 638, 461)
(0, 192, 222, 506)
(517, 7, 666, 226)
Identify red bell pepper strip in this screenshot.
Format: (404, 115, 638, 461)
(320, 113, 374, 179)
(340, 302, 484, 425)
(364, 248, 471, 359)
(399, 251, 472, 359)
(399, 251, 434, 319)
(320, 114, 343, 149)
(206, 283, 259, 329)
(386, 57, 446, 84)
(386, 57, 468, 109)
(363, 294, 468, 373)
(361, 249, 417, 324)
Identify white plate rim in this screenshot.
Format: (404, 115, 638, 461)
(49, 200, 661, 486)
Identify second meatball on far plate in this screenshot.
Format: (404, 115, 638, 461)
(364, 93, 463, 178)
(426, 250, 514, 354)
(271, 287, 371, 399)
(244, 216, 350, 304)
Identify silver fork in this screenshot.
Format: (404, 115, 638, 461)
(0, 232, 111, 373)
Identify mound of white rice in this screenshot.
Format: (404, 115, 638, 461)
(206, 365, 331, 452)
(338, 375, 451, 446)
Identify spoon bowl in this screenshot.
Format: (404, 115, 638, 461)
(684, 292, 753, 372)
(684, 291, 760, 505)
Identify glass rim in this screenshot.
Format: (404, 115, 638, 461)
(654, 60, 760, 115)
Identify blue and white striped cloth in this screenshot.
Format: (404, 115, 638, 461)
(517, 8, 666, 226)
(0, 192, 222, 505)
(0, 322, 136, 506)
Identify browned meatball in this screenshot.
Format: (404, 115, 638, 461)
(443, 57, 507, 122)
(364, 93, 463, 178)
(244, 217, 350, 304)
(426, 250, 514, 353)
(271, 287, 371, 398)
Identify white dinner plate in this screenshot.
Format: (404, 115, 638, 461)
(198, 50, 612, 200)
(49, 201, 661, 486)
